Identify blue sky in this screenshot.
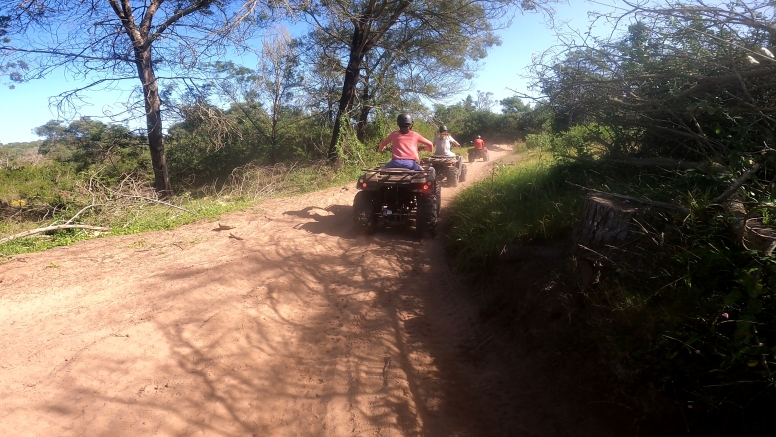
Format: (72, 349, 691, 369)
(0, 1, 600, 145)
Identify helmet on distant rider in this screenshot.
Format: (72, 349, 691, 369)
(397, 113, 413, 127)
(477, 135, 481, 139)
(439, 125, 448, 133)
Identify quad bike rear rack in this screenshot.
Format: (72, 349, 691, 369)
(424, 156, 458, 163)
(359, 166, 435, 185)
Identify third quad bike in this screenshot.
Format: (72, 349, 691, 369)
(467, 145, 489, 163)
(353, 164, 440, 237)
(422, 155, 468, 187)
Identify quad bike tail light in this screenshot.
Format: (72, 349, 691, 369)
(422, 184, 430, 190)
(362, 182, 368, 188)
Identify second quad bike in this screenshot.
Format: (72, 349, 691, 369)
(422, 155, 468, 187)
(467, 146, 489, 163)
(353, 164, 440, 237)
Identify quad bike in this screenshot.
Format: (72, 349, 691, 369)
(353, 163, 440, 237)
(422, 155, 468, 187)
(467, 146, 489, 163)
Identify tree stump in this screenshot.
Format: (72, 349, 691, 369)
(571, 194, 646, 289)
(572, 195, 640, 249)
(744, 217, 776, 256)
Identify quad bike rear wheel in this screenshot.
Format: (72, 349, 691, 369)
(449, 167, 459, 187)
(468, 151, 474, 163)
(353, 191, 377, 234)
(459, 164, 468, 182)
(483, 150, 489, 162)
(434, 181, 441, 215)
(416, 192, 438, 238)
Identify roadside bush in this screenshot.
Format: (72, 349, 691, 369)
(600, 208, 776, 430)
(525, 132, 552, 150)
(447, 148, 776, 434)
(551, 124, 613, 157)
(0, 162, 78, 211)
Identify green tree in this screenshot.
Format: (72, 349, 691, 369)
(0, 1, 285, 196)
(308, 0, 558, 161)
(35, 118, 146, 177)
(500, 96, 530, 114)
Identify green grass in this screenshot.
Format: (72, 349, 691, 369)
(446, 150, 584, 274)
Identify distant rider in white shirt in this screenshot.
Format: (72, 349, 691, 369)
(433, 125, 460, 157)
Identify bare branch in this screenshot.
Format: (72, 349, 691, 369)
(0, 225, 111, 245)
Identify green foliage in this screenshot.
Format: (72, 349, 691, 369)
(524, 124, 614, 157)
(34, 118, 150, 183)
(615, 212, 776, 421)
(165, 114, 255, 183)
(448, 144, 776, 431)
(525, 4, 776, 424)
(410, 118, 436, 144)
(0, 161, 78, 206)
(500, 96, 531, 114)
(433, 95, 550, 145)
(0, 140, 43, 167)
(535, 1, 776, 166)
(524, 132, 553, 150)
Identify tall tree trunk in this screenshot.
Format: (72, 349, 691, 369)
(271, 110, 278, 165)
(135, 48, 172, 197)
(327, 22, 366, 161)
(356, 70, 371, 143)
(325, 1, 411, 162)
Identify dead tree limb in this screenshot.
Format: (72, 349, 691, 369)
(0, 225, 111, 245)
(713, 162, 761, 204)
(567, 182, 691, 215)
(559, 155, 707, 170)
(64, 203, 104, 225)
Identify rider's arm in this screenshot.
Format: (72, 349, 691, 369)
(378, 132, 395, 152)
(450, 136, 460, 147)
(417, 134, 434, 152)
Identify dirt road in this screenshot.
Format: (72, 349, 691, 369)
(0, 148, 624, 436)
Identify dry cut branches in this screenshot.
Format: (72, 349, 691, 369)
(0, 224, 111, 245)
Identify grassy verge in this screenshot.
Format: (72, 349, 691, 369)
(0, 153, 385, 258)
(446, 149, 583, 275)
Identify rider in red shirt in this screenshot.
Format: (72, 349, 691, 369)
(473, 135, 484, 149)
(378, 113, 433, 170)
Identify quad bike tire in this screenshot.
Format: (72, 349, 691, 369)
(416, 192, 438, 238)
(353, 191, 377, 234)
(449, 167, 459, 187)
(468, 151, 475, 163)
(459, 164, 468, 182)
(483, 151, 489, 162)
(434, 181, 442, 215)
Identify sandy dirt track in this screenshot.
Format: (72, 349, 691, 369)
(0, 148, 626, 436)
